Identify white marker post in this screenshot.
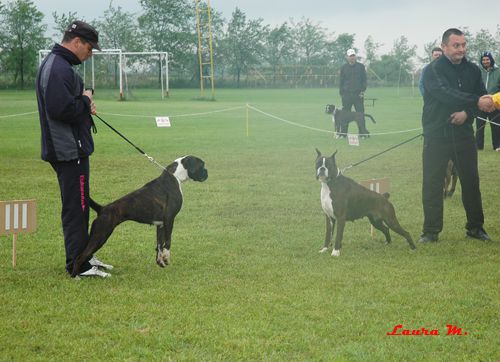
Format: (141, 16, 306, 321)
(347, 134, 360, 146)
(155, 116, 171, 127)
(0, 200, 37, 267)
(359, 179, 390, 237)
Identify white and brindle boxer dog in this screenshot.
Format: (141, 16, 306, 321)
(315, 149, 415, 256)
(71, 155, 208, 277)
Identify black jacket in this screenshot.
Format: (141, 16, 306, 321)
(36, 43, 94, 162)
(339, 62, 367, 96)
(422, 55, 486, 139)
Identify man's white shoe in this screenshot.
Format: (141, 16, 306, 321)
(89, 256, 114, 270)
(78, 266, 111, 278)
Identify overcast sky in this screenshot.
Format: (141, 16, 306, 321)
(32, 0, 499, 61)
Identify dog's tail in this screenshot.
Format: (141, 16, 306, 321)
(364, 114, 376, 124)
(89, 198, 103, 214)
(383, 192, 390, 199)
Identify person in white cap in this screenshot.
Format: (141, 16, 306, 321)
(339, 48, 368, 136)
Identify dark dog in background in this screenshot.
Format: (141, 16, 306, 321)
(315, 149, 415, 256)
(444, 160, 458, 198)
(71, 156, 208, 277)
(325, 104, 376, 138)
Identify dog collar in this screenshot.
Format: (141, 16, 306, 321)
(327, 168, 341, 182)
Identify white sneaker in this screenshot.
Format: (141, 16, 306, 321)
(78, 266, 111, 278)
(89, 256, 114, 270)
(495, 148, 500, 152)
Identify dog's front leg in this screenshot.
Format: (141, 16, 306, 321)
(155, 224, 169, 267)
(156, 213, 177, 267)
(320, 215, 335, 253)
(332, 216, 345, 257)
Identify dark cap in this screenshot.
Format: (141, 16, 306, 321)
(65, 20, 101, 51)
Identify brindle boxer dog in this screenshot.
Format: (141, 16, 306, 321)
(71, 155, 208, 277)
(315, 149, 415, 256)
(325, 104, 376, 138)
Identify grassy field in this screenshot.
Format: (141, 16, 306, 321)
(0, 87, 498, 361)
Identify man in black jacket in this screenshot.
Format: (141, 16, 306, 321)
(36, 21, 112, 277)
(339, 48, 367, 136)
(419, 28, 494, 243)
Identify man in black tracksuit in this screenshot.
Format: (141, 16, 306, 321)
(419, 28, 494, 243)
(339, 48, 367, 135)
(36, 21, 112, 277)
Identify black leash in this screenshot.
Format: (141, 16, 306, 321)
(342, 133, 423, 172)
(93, 113, 166, 171)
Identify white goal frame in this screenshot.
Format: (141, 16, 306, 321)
(38, 49, 169, 99)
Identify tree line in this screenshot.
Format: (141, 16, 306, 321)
(1, 0, 499, 89)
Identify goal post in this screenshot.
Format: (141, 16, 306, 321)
(38, 49, 169, 100)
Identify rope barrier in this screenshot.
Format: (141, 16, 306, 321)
(0, 111, 37, 119)
(247, 104, 423, 136)
(99, 105, 246, 119)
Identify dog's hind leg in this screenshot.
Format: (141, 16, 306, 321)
(71, 213, 117, 277)
(320, 215, 335, 253)
(368, 216, 391, 244)
(384, 216, 416, 250)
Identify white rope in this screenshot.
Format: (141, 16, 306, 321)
(247, 105, 335, 134)
(99, 105, 246, 119)
(247, 104, 423, 136)
(476, 116, 500, 127)
(0, 111, 37, 119)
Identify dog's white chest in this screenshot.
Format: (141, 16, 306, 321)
(320, 182, 334, 219)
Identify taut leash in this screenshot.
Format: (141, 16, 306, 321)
(93, 113, 166, 171)
(341, 133, 423, 173)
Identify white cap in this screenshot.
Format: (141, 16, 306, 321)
(346, 49, 356, 56)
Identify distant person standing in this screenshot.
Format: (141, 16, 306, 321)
(419, 28, 494, 243)
(36, 20, 113, 278)
(419, 47, 443, 96)
(475, 51, 500, 151)
(339, 48, 367, 136)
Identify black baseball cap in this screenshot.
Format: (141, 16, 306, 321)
(65, 20, 101, 51)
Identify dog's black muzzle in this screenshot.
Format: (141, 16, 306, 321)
(191, 168, 208, 182)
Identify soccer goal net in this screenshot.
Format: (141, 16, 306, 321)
(38, 49, 169, 100)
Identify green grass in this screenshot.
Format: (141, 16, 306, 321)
(0, 87, 498, 361)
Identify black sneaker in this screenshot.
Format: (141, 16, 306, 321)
(418, 233, 438, 243)
(466, 228, 491, 241)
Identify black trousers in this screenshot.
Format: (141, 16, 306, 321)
(475, 110, 500, 149)
(50, 158, 92, 274)
(422, 136, 484, 234)
(341, 92, 365, 133)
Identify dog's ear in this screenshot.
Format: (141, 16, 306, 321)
(315, 148, 322, 157)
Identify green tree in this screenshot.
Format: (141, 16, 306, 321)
(290, 17, 327, 65)
(138, 0, 196, 77)
(264, 22, 293, 85)
(465, 28, 499, 62)
(51, 11, 78, 41)
(223, 7, 267, 87)
(96, 2, 142, 51)
(364, 35, 381, 64)
(0, 0, 48, 88)
(325, 33, 355, 68)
